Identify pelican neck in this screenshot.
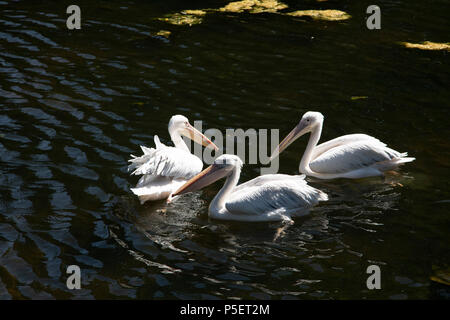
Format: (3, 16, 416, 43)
(300, 123, 322, 174)
(169, 127, 189, 152)
(209, 165, 241, 214)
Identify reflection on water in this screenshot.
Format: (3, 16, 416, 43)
(0, 0, 449, 299)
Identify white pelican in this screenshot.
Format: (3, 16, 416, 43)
(270, 111, 415, 179)
(128, 115, 218, 203)
(170, 154, 328, 222)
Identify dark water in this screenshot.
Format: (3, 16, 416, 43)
(0, 0, 449, 299)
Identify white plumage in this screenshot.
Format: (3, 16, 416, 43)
(271, 112, 415, 179)
(172, 154, 328, 222)
(128, 115, 217, 203)
(226, 174, 328, 219)
(129, 136, 202, 179)
(310, 133, 382, 159)
(310, 140, 406, 174)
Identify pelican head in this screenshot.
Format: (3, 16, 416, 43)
(172, 154, 242, 196)
(270, 111, 324, 160)
(169, 115, 218, 150)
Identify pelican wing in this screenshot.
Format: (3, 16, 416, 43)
(310, 140, 403, 174)
(226, 175, 327, 216)
(312, 134, 385, 160)
(128, 135, 202, 180)
(233, 174, 303, 192)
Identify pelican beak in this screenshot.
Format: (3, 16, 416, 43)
(270, 122, 309, 160)
(181, 123, 219, 151)
(172, 164, 227, 196)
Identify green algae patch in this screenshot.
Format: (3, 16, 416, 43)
(155, 30, 171, 38)
(351, 96, 368, 101)
(158, 2, 352, 26)
(431, 266, 450, 286)
(400, 41, 450, 51)
(158, 11, 206, 26)
(218, 0, 288, 14)
(287, 9, 351, 21)
(182, 10, 208, 16)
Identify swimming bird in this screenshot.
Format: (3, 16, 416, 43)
(128, 115, 218, 203)
(270, 111, 415, 179)
(170, 154, 328, 222)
